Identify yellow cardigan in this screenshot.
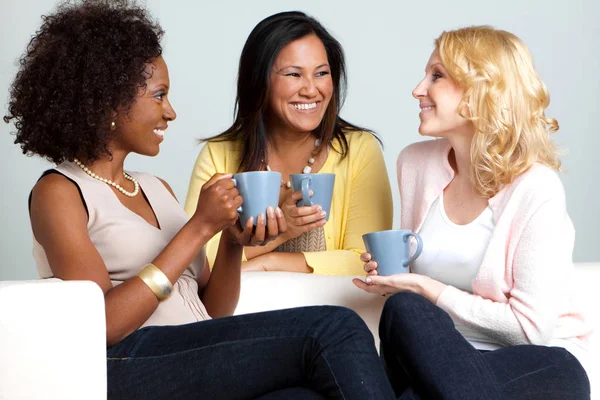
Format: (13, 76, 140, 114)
(184, 131, 393, 276)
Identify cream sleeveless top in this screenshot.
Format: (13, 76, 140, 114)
(33, 162, 211, 328)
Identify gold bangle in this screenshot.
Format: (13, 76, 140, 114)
(137, 263, 173, 302)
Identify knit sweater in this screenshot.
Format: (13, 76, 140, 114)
(397, 138, 592, 373)
(184, 131, 393, 275)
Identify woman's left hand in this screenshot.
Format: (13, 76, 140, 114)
(352, 272, 447, 304)
(279, 189, 326, 241)
(226, 206, 287, 247)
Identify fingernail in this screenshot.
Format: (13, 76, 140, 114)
(259, 213, 265, 223)
(276, 207, 283, 217)
(309, 190, 314, 196)
(366, 277, 372, 284)
(320, 211, 327, 217)
(267, 206, 274, 218)
(317, 205, 323, 211)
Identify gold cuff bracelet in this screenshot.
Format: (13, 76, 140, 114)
(137, 263, 173, 302)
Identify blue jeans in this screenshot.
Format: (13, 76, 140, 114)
(379, 292, 590, 400)
(107, 306, 395, 399)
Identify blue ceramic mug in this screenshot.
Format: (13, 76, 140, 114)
(231, 171, 281, 226)
(362, 229, 423, 276)
(290, 173, 335, 221)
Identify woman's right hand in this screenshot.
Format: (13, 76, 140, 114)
(192, 173, 242, 236)
(361, 252, 379, 276)
(280, 189, 327, 240)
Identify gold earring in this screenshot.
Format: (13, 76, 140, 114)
(111, 121, 116, 130)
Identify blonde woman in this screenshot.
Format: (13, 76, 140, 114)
(354, 26, 592, 399)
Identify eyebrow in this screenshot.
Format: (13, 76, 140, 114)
(152, 84, 169, 91)
(278, 63, 330, 71)
(141, 84, 169, 96)
(426, 62, 444, 72)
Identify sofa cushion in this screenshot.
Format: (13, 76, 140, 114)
(236, 272, 387, 345)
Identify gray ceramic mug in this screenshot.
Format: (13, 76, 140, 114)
(362, 229, 423, 276)
(231, 171, 281, 226)
(290, 173, 335, 221)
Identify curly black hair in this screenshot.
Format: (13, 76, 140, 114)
(3, 0, 164, 164)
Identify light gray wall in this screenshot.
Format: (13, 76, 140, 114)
(1, 0, 599, 280)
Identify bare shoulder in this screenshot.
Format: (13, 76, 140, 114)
(31, 172, 84, 211)
(30, 171, 111, 288)
(30, 171, 88, 240)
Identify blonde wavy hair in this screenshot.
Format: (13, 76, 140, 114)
(435, 26, 561, 197)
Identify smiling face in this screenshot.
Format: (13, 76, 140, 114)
(412, 50, 473, 139)
(112, 56, 176, 156)
(266, 34, 333, 136)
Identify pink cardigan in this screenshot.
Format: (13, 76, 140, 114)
(397, 139, 592, 370)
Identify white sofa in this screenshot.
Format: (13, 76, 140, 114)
(1, 264, 597, 400)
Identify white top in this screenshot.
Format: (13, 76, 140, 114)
(412, 192, 501, 350)
(398, 140, 591, 373)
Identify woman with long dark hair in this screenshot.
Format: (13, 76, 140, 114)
(185, 11, 393, 275)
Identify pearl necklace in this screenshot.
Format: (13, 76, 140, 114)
(73, 158, 140, 197)
(264, 138, 321, 188)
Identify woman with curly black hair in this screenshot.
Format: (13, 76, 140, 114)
(4, 1, 396, 399)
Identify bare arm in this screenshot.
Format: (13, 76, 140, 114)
(199, 230, 244, 317)
(200, 207, 288, 315)
(242, 252, 312, 273)
(31, 173, 240, 347)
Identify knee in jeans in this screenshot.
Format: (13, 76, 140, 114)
(550, 348, 591, 393)
(380, 292, 452, 334)
(317, 306, 371, 337)
(326, 306, 365, 327)
(382, 292, 431, 319)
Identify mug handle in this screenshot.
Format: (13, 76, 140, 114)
(231, 178, 243, 213)
(301, 177, 313, 206)
(403, 232, 423, 266)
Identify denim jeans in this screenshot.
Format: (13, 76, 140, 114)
(254, 387, 327, 399)
(379, 292, 590, 400)
(107, 305, 395, 400)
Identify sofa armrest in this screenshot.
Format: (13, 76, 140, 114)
(0, 279, 107, 400)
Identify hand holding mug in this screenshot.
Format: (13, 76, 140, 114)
(227, 206, 287, 247)
(352, 271, 445, 302)
(231, 171, 281, 226)
(362, 229, 423, 276)
(193, 173, 242, 236)
(360, 251, 378, 276)
(353, 230, 447, 302)
(280, 189, 326, 240)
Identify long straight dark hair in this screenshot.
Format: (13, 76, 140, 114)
(204, 11, 377, 172)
